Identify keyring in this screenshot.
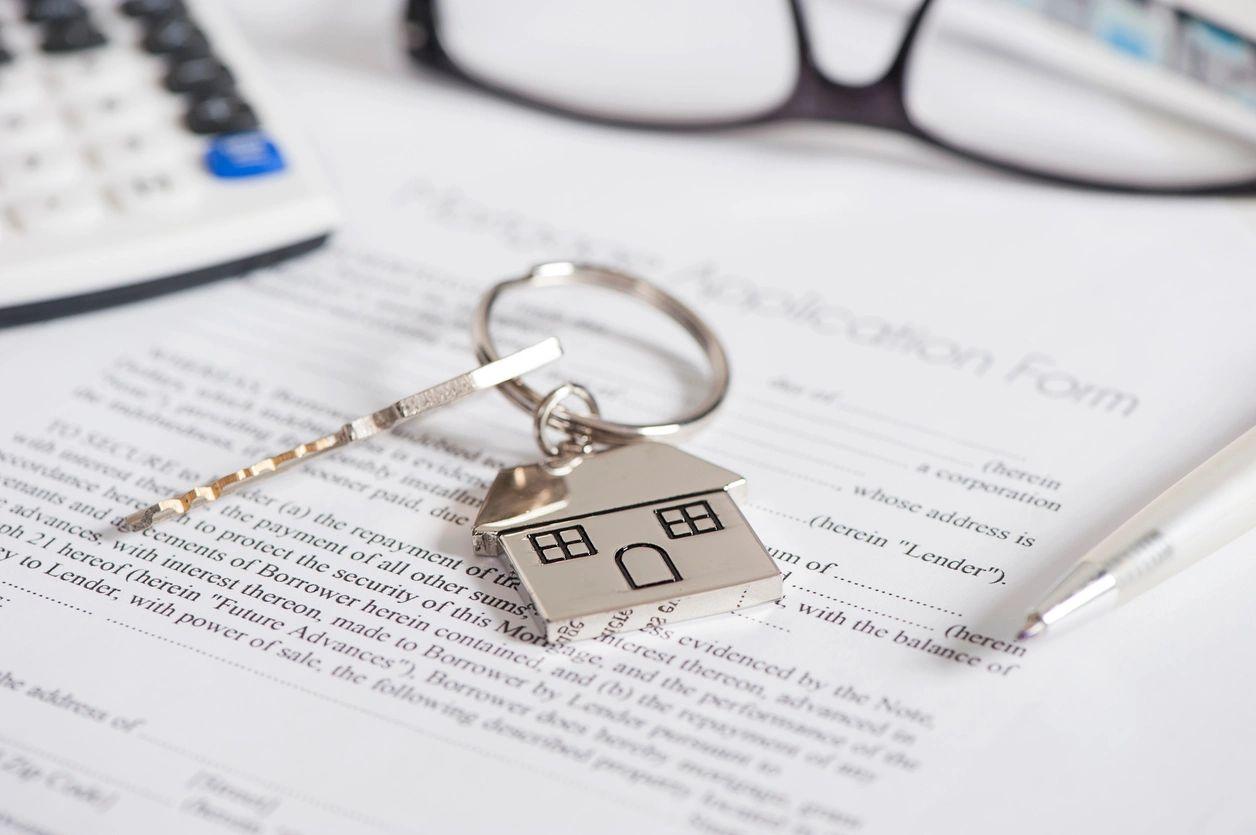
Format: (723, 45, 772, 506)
(472, 262, 731, 446)
(472, 266, 782, 642)
(120, 259, 779, 643)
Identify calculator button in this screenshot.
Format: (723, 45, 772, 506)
(141, 14, 208, 58)
(0, 107, 69, 149)
(11, 188, 105, 233)
(25, 0, 86, 23)
(0, 146, 85, 193)
(205, 131, 285, 179)
(68, 92, 168, 131)
(87, 131, 183, 170)
(42, 16, 108, 52)
(164, 55, 233, 95)
(45, 49, 149, 92)
(0, 42, 12, 66)
(185, 93, 257, 134)
(1, 19, 41, 53)
(0, 64, 43, 112)
(120, 0, 184, 18)
(107, 169, 198, 213)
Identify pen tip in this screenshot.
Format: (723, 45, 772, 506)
(1017, 614, 1046, 641)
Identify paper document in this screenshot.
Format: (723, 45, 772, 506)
(2, 4, 1256, 834)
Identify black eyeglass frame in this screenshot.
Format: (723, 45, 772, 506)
(403, 0, 1256, 197)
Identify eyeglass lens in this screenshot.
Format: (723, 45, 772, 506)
(432, 0, 1256, 189)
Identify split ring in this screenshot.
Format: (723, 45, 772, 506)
(533, 383, 599, 460)
(473, 262, 730, 446)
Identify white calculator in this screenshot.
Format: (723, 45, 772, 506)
(0, 0, 338, 327)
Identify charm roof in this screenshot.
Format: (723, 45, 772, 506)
(474, 443, 744, 536)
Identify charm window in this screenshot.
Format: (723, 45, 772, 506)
(655, 500, 723, 539)
(529, 524, 597, 563)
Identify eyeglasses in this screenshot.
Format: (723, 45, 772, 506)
(403, 0, 1256, 195)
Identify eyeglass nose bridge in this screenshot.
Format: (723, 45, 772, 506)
(784, 64, 912, 132)
(779, 0, 933, 133)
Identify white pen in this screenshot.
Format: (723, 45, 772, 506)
(1019, 424, 1256, 640)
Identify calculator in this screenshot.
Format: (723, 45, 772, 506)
(0, 0, 338, 327)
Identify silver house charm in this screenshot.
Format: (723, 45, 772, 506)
(471, 262, 786, 642)
(473, 442, 782, 642)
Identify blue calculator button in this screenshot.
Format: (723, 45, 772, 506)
(205, 132, 286, 179)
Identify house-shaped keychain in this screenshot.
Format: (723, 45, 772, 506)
(473, 442, 783, 642)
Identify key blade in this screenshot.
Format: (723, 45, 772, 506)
(384, 337, 564, 428)
(121, 433, 339, 531)
(468, 338, 563, 390)
(121, 338, 563, 532)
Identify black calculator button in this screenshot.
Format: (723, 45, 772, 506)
(185, 94, 259, 135)
(142, 14, 209, 58)
(165, 56, 234, 95)
(24, 0, 87, 23)
(119, 0, 185, 18)
(41, 17, 107, 52)
(171, 33, 212, 60)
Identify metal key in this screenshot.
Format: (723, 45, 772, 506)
(122, 338, 562, 531)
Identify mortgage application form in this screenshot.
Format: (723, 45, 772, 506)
(2, 4, 1256, 833)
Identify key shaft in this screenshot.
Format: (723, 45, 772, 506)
(122, 338, 562, 531)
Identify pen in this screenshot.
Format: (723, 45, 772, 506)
(1019, 424, 1256, 640)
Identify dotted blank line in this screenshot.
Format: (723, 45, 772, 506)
(824, 574, 964, 618)
(735, 517, 965, 618)
(728, 415, 918, 470)
(0, 811, 58, 835)
(692, 442, 848, 492)
(721, 429, 880, 475)
(746, 504, 809, 525)
(0, 580, 94, 615)
(746, 393, 1027, 463)
(792, 584, 935, 631)
(739, 403, 975, 468)
(730, 610, 791, 634)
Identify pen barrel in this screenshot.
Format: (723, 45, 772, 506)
(1095, 425, 1256, 599)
